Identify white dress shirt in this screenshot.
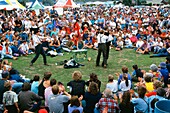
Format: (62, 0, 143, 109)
(32, 34, 41, 47)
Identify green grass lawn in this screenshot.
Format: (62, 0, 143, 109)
(9, 49, 165, 91)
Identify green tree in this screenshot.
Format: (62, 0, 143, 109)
(123, 0, 132, 6)
(42, 0, 55, 6)
(18, 0, 29, 6)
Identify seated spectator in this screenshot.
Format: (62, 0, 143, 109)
(67, 71, 85, 97)
(77, 38, 84, 50)
(84, 37, 93, 49)
(135, 37, 144, 50)
(44, 78, 57, 107)
(106, 74, 118, 93)
(148, 87, 167, 113)
(28, 38, 35, 53)
(19, 40, 29, 56)
(136, 39, 149, 54)
(95, 88, 119, 113)
(38, 72, 52, 99)
(165, 79, 170, 99)
(3, 82, 19, 113)
(48, 85, 71, 113)
(68, 96, 83, 113)
(118, 66, 132, 85)
(1, 43, 17, 60)
(115, 37, 123, 51)
(50, 35, 62, 53)
(131, 65, 144, 82)
(119, 91, 134, 113)
(124, 36, 133, 48)
(144, 75, 154, 93)
(130, 33, 138, 45)
(120, 73, 131, 92)
(153, 38, 163, 54)
(131, 86, 149, 113)
(146, 80, 162, 97)
(85, 73, 101, 91)
(150, 47, 170, 58)
(18, 82, 43, 113)
(31, 75, 40, 94)
(10, 41, 25, 57)
(159, 62, 169, 87)
(0, 71, 10, 109)
(62, 37, 75, 52)
(149, 64, 162, 80)
(84, 82, 102, 113)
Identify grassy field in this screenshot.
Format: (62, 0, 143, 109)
(9, 49, 165, 91)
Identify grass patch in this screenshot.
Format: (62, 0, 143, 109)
(9, 49, 165, 91)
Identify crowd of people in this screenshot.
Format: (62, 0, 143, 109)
(0, 4, 169, 113)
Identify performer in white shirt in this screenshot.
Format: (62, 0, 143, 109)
(30, 29, 48, 66)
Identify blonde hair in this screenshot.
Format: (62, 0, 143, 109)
(72, 71, 82, 81)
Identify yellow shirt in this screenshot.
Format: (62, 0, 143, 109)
(145, 82, 154, 92)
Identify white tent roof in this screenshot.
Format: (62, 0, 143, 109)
(53, 0, 66, 8)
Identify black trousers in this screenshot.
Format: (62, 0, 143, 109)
(96, 43, 107, 66)
(31, 44, 47, 64)
(106, 41, 111, 59)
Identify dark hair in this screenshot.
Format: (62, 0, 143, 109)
(138, 86, 147, 98)
(72, 109, 80, 113)
(132, 65, 138, 70)
(70, 96, 80, 107)
(123, 73, 129, 87)
(89, 73, 98, 82)
(121, 91, 131, 107)
(144, 75, 152, 82)
(44, 72, 52, 80)
(157, 87, 166, 97)
(122, 66, 128, 73)
(22, 82, 31, 91)
(151, 98, 159, 110)
(50, 79, 57, 86)
(33, 75, 40, 81)
(52, 85, 59, 95)
(89, 82, 99, 95)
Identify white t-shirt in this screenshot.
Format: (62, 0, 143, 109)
(106, 80, 118, 93)
(136, 40, 144, 48)
(120, 80, 131, 92)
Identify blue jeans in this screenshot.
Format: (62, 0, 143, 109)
(1, 54, 13, 59)
(12, 82, 23, 94)
(50, 46, 62, 53)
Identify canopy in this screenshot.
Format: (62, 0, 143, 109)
(29, 0, 44, 10)
(63, 0, 79, 8)
(53, 0, 66, 8)
(54, 0, 79, 8)
(0, 0, 14, 10)
(6, 0, 25, 9)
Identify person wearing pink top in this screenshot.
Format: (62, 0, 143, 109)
(44, 79, 56, 107)
(130, 33, 138, 45)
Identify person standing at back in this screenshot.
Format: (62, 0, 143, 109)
(30, 29, 48, 66)
(96, 30, 108, 68)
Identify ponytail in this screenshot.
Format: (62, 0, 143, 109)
(125, 78, 128, 87)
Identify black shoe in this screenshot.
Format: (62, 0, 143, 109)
(30, 63, 33, 66)
(44, 64, 49, 66)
